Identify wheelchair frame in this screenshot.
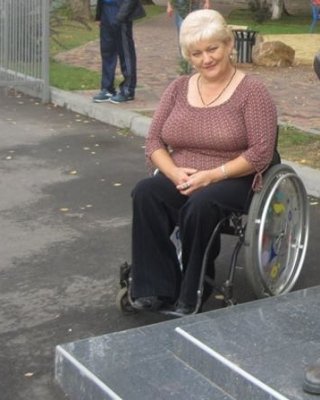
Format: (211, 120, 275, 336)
(116, 163, 310, 317)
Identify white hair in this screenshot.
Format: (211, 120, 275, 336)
(179, 9, 234, 60)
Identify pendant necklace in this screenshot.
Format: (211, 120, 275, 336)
(197, 67, 237, 107)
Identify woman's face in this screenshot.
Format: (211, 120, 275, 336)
(189, 38, 233, 80)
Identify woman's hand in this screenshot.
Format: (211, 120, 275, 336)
(177, 169, 215, 195)
(168, 167, 198, 187)
(150, 149, 197, 186)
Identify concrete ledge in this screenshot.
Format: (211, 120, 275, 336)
(55, 287, 320, 400)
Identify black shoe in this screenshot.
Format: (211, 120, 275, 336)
(303, 358, 320, 394)
(165, 301, 195, 317)
(132, 296, 166, 311)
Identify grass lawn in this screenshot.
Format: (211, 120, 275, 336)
(227, 9, 318, 34)
(278, 126, 320, 170)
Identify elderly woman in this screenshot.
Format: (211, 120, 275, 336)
(129, 9, 278, 316)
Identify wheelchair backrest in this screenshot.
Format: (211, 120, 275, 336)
(270, 126, 281, 166)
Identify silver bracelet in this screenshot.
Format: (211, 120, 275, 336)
(220, 164, 228, 179)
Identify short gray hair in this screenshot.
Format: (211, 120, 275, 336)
(179, 10, 234, 60)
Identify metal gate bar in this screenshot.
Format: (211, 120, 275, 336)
(0, 0, 50, 102)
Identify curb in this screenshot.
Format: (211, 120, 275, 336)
(51, 87, 150, 138)
(50, 87, 320, 199)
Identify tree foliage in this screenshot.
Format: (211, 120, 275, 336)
(50, 0, 94, 50)
(50, 0, 92, 21)
(66, 0, 92, 21)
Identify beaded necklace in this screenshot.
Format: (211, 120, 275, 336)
(197, 67, 237, 107)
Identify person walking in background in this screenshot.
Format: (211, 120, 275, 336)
(310, 0, 320, 32)
(167, 0, 210, 35)
(167, 0, 210, 73)
(93, 0, 145, 104)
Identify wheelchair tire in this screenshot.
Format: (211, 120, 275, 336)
(245, 164, 309, 298)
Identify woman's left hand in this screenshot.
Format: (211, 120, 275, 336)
(176, 170, 215, 195)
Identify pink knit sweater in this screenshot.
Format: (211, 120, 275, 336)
(146, 74, 278, 179)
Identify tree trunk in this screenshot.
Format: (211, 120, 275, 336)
(67, 0, 92, 20)
(269, 0, 284, 19)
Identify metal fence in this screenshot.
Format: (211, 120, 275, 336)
(0, 0, 50, 102)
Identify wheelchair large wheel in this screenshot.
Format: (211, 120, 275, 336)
(245, 164, 309, 298)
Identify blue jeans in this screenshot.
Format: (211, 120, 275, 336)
(100, 3, 136, 96)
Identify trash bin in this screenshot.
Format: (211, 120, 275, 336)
(232, 30, 257, 63)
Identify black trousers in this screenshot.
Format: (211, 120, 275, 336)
(131, 173, 254, 306)
(100, 4, 136, 96)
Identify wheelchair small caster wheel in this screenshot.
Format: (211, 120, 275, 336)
(225, 298, 237, 307)
(116, 287, 136, 315)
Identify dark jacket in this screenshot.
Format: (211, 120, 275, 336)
(95, 0, 146, 23)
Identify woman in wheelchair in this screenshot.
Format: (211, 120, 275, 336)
(129, 9, 278, 316)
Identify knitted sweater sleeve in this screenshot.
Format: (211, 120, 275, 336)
(240, 78, 278, 174)
(145, 78, 182, 162)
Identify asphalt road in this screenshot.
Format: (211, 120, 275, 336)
(0, 91, 319, 400)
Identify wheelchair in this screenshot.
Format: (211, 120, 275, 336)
(116, 162, 310, 317)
